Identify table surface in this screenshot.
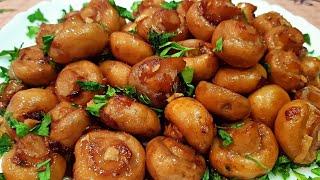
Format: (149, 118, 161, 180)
(0, 0, 320, 28)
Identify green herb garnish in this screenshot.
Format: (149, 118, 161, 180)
(138, 94, 152, 105)
(213, 37, 223, 52)
(218, 129, 233, 147)
(37, 159, 51, 180)
(5, 112, 30, 138)
(303, 33, 311, 45)
(86, 102, 106, 117)
(312, 168, 320, 176)
(159, 42, 194, 58)
(245, 155, 269, 171)
(0, 43, 23, 62)
(131, 1, 142, 13)
(31, 114, 51, 136)
(180, 67, 195, 96)
(0, 133, 12, 157)
(27, 9, 48, 23)
(42, 35, 55, 55)
(148, 29, 176, 53)
(161, 0, 181, 10)
(271, 155, 298, 180)
(108, 0, 135, 21)
(57, 5, 74, 23)
(230, 122, 244, 129)
(26, 26, 39, 38)
(293, 169, 308, 180)
(0, 66, 9, 84)
(76, 80, 105, 92)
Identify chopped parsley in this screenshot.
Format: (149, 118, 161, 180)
(108, 0, 135, 21)
(271, 155, 298, 180)
(138, 94, 152, 105)
(57, 5, 74, 23)
(36, 159, 51, 180)
(201, 167, 223, 180)
(148, 29, 176, 53)
(5, 112, 30, 138)
(0, 66, 9, 83)
(303, 33, 311, 45)
(218, 129, 233, 147)
(86, 102, 106, 117)
(31, 114, 51, 136)
(0, 173, 5, 180)
(42, 35, 55, 55)
(180, 67, 195, 96)
(0, 133, 13, 157)
(213, 37, 223, 52)
(27, 9, 48, 23)
(312, 168, 320, 176)
(293, 170, 308, 180)
(76, 80, 105, 92)
(161, 0, 181, 10)
(257, 174, 270, 180)
(316, 150, 320, 166)
(0, 43, 23, 62)
(159, 42, 194, 58)
(131, 1, 142, 13)
(230, 122, 244, 129)
(245, 155, 269, 171)
(26, 26, 39, 38)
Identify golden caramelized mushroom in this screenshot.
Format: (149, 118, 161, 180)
(49, 102, 90, 148)
(265, 50, 306, 91)
(213, 64, 267, 94)
(55, 60, 104, 106)
(80, 0, 123, 32)
(5, 88, 58, 139)
(300, 56, 320, 82)
(99, 60, 131, 88)
(0, 80, 26, 109)
(137, 8, 188, 41)
(209, 121, 279, 179)
(110, 32, 153, 66)
(186, 0, 241, 41)
(212, 19, 266, 68)
(2, 134, 66, 180)
(264, 26, 304, 55)
(146, 136, 206, 180)
(100, 95, 161, 137)
(179, 39, 219, 82)
(74, 130, 145, 180)
(128, 56, 186, 108)
(11, 46, 56, 86)
(252, 12, 291, 35)
(249, 85, 290, 127)
(195, 81, 251, 121)
(295, 85, 320, 110)
(137, 0, 164, 14)
(164, 97, 216, 153)
(274, 100, 320, 164)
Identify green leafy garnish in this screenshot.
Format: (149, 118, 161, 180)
(201, 168, 223, 180)
(230, 122, 244, 129)
(312, 168, 320, 176)
(57, 5, 74, 23)
(0, 66, 9, 83)
(37, 159, 51, 180)
(180, 67, 195, 96)
(86, 102, 106, 117)
(257, 174, 270, 180)
(82, 2, 89, 8)
(42, 35, 55, 55)
(218, 129, 233, 147)
(128, 28, 137, 34)
(316, 150, 320, 166)
(27, 9, 48, 23)
(271, 155, 298, 180)
(303, 33, 311, 45)
(245, 155, 269, 171)
(77, 80, 105, 92)
(293, 170, 308, 180)
(0, 43, 23, 62)
(86, 86, 116, 117)
(213, 37, 223, 52)
(148, 29, 176, 53)
(159, 42, 194, 58)
(108, 0, 135, 21)
(31, 114, 51, 136)
(138, 94, 152, 105)
(131, 1, 142, 13)
(0, 133, 12, 157)
(5, 112, 30, 138)
(161, 0, 181, 10)
(26, 26, 39, 38)
(202, 168, 210, 180)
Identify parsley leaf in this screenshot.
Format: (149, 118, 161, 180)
(138, 94, 152, 105)
(202, 167, 223, 180)
(37, 159, 51, 180)
(131, 1, 142, 13)
(0, 173, 5, 180)
(0, 133, 12, 157)
(218, 129, 233, 147)
(202, 168, 210, 180)
(31, 114, 51, 136)
(0, 43, 23, 62)
(77, 80, 105, 92)
(161, 0, 181, 10)
(86, 102, 106, 117)
(5, 112, 30, 138)
(312, 168, 320, 176)
(293, 170, 308, 180)
(230, 122, 244, 129)
(303, 33, 311, 45)
(57, 5, 74, 23)
(148, 29, 176, 53)
(245, 155, 269, 171)
(108, 0, 135, 21)
(26, 26, 39, 38)
(271, 155, 297, 180)
(0, 66, 9, 83)
(42, 35, 55, 55)
(180, 67, 195, 96)
(27, 9, 48, 23)
(213, 37, 223, 52)
(159, 42, 194, 58)
(257, 174, 270, 180)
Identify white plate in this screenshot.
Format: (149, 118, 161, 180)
(0, 0, 319, 179)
